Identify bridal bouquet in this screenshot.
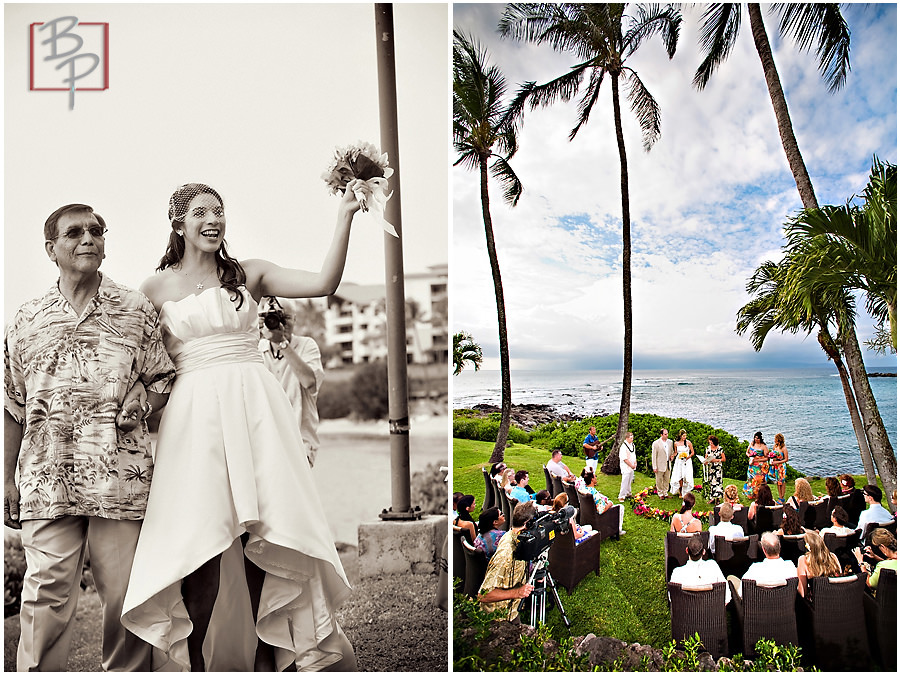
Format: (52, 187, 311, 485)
(322, 141, 398, 237)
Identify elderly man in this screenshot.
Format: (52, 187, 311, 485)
(4, 204, 175, 672)
(651, 428, 673, 499)
(669, 534, 731, 605)
(727, 531, 798, 605)
(478, 501, 538, 622)
(259, 297, 325, 467)
(707, 502, 744, 554)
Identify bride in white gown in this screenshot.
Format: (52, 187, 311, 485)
(121, 182, 364, 671)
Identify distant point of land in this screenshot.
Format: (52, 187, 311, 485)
(868, 372, 897, 377)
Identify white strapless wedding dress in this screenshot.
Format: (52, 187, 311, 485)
(122, 287, 354, 672)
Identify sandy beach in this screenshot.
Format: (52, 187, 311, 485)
(314, 414, 449, 544)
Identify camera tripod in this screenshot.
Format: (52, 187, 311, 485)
(520, 551, 571, 630)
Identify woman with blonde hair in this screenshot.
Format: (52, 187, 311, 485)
(550, 492, 592, 541)
(797, 530, 841, 597)
(723, 484, 743, 510)
(854, 528, 897, 592)
(786, 477, 819, 529)
(767, 433, 789, 502)
(500, 468, 516, 495)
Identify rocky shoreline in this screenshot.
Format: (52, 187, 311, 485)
(465, 403, 608, 432)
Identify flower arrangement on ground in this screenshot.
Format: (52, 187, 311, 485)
(629, 485, 712, 523)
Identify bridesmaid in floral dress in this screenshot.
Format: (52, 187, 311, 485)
(742, 431, 770, 499)
(767, 433, 790, 503)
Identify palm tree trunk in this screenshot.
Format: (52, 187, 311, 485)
(747, 3, 819, 211)
(818, 329, 877, 484)
(479, 156, 512, 464)
(602, 70, 632, 476)
(840, 326, 897, 512)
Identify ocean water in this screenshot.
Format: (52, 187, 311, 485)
(452, 368, 897, 477)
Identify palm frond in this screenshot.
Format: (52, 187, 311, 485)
(622, 3, 682, 60)
(624, 68, 661, 151)
(771, 3, 851, 93)
(693, 3, 741, 90)
(490, 155, 524, 207)
(570, 69, 606, 140)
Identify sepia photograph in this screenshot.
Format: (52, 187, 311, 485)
(4, 3, 449, 671)
(451, 3, 896, 671)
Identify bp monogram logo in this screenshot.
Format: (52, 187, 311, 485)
(29, 16, 109, 109)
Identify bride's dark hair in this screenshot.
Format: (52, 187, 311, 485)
(158, 183, 247, 309)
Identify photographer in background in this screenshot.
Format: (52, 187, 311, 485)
(478, 501, 538, 622)
(258, 297, 325, 467)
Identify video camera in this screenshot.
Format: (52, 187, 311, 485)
(261, 297, 288, 331)
(514, 505, 575, 561)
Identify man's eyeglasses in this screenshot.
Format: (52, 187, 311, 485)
(56, 226, 107, 240)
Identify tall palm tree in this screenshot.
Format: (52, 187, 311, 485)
(453, 30, 524, 464)
(694, 3, 851, 211)
(737, 259, 877, 485)
(453, 331, 484, 376)
(780, 160, 898, 506)
(498, 3, 681, 471)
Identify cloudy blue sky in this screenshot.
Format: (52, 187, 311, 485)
(452, 3, 897, 371)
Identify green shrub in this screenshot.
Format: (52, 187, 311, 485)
(452, 410, 531, 445)
(5, 536, 26, 618)
(317, 377, 353, 419)
(411, 461, 447, 516)
(529, 413, 803, 480)
(349, 361, 389, 420)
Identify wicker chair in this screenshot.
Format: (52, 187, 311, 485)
(563, 483, 583, 524)
(733, 577, 799, 657)
(799, 573, 871, 671)
(543, 465, 554, 494)
(813, 498, 832, 530)
(481, 467, 495, 512)
(860, 518, 897, 545)
(823, 531, 862, 573)
(550, 474, 565, 498)
(492, 482, 507, 530)
(832, 492, 865, 529)
(664, 531, 710, 581)
(452, 528, 468, 594)
(461, 538, 489, 600)
(667, 581, 729, 660)
(547, 525, 601, 593)
(577, 491, 621, 542)
(497, 489, 511, 529)
(863, 567, 896, 671)
(711, 503, 749, 532)
(778, 534, 807, 566)
(712, 535, 758, 580)
(749, 505, 782, 537)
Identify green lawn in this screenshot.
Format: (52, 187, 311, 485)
(453, 438, 866, 649)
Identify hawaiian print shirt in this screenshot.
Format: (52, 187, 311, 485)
(4, 274, 175, 521)
(478, 528, 528, 622)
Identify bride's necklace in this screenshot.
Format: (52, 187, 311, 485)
(181, 265, 218, 290)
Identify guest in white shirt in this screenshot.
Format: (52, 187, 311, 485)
(546, 450, 576, 483)
(855, 485, 895, 535)
(727, 532, 798, 601)
(708, 502, 744, 554)
(618, 431, 637, 501)
(820, 505, 855, 537)
(670, 534, 731, 605)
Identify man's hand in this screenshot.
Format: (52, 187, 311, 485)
(515, 584, 535, 599)
(4, 481, 21, 529)
(117, 381, 147, 432)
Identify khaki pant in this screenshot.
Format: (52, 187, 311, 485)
(655, 466, 671, 495)
(17, 516, 151, 672)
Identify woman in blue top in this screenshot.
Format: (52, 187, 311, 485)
(474, 508, 506, 559)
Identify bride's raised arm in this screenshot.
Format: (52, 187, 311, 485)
(244, 180, 364, 301)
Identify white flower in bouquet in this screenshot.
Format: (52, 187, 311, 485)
(322, 141, 398, 237)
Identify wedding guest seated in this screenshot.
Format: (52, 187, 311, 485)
(671, 492, 702, 534)
(474, 507, 506, 559)
(478, 501, 538, 623)
(727, 532, 799, 602)
(580, 469, 625, 536)
(824, 476, 842, 500)
(821, 505, 854, 536)
(489, 462, 508, 484)
(508, 471, 536, 504)
(775, 506, 804, 537)
(797, 530, 841, 597)
(838, 473, 866, 526)
(748, 483, 777, 534)
(708, 502, 744, 553)
(785, 477, 817, 512)
(723, 484, 744, 511)
(551, 493, 594, 542)
(855, 484, 895, 534)
(546, 449, 576, 483)
(853, 527, 897, 594)
(670, 534, 731, 605)
(500, 468, 516, 495)
(455, 495, 478, 541)
(533, 489, 553, 510)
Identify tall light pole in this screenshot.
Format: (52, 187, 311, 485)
(375, 3, 418, 520)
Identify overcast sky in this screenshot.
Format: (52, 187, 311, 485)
(452, 3, 897, 371)
(4, 3, 448, 324)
